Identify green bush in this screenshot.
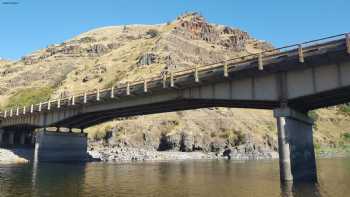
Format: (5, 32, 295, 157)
(342, 132, 350, 142)
(146, 29, 159, 38)
(339, 104, 350, 114)
(216, 129, 247, 146)
(308, 110, 319, 121)
(6, 87, 54, 108)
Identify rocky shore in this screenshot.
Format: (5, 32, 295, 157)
(0, 148, 32, 164)
(87, 141, 279, 162)
(1, 145, 349, 164)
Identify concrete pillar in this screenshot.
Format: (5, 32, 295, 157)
(20, 132, 26, 145)
(274, 107, 317, 182)
(8, 132, 15, 145)
(35, 131, 88, 162)
(0, 129, 4, 146)
(31, 133, 36, 145)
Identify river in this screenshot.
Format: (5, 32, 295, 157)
(0, 158, 349, 197)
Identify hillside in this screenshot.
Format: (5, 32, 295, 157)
(0, 12, 349, 156)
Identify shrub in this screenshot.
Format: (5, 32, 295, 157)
(146, 29, 159, 38)
(339, 104, 350, 114)
(216, 128, 247, 146)
(308, 110, 319, 121)
(342, 132, 350, 142)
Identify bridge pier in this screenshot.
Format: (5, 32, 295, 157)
(8, 132, 15, 145)
(20, 132, 26, 145)
(0, 129, 3, 146)
(274, 107, 317, 182)
(34, 130, 88, 162)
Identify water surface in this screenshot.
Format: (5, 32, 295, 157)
(0, 158, 349, 197)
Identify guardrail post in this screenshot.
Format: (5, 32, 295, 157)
(16, 107, 19, 116)
(144, 79, 148, 93)
(23, 106, 26, 115)
(48, 100, 51, 110)
(163, 74, 167, 88)
(111, 86, 115, 98)
(224, 63, 228, 77)
(72, 96, 75, 105)
(57, 99, 61, 108)
(194, 66, 199, 82)
(298, 44, 304, 63)
(10, 108, 13, 117)
(4, 110, 7, 118)
(258, 53, 264, 70)
(126, 82, 130, 95)
(84, 92, 87, 103)
(31, 104, 34, 113)
(346, 33, 350, 54)
(97, 88, 100, 101)
(170, 72, 174, 87)
(38, 102, 42, 112)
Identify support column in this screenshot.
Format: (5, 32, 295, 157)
(274, 107, 317, 182)
(20, 132, 26, 145)
(0, 129, 4, 146)
(35, 130, 88, 162)
(31, 132, 36, 145)
(9, 132, 15, 145)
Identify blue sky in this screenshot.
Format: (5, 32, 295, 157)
(0, 0, 349, 60)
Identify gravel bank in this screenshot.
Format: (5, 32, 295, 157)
(88, 144, 279, 162)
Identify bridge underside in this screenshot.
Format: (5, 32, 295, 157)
(50, 84, 350, 128)
(52, 99, 278, 128)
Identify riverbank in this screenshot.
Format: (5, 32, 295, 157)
(0, 148, 31, 164)
(87, 142, 279, 162)
(1, 146, 349, 164)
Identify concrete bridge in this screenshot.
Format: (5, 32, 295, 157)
(1, 33, 350, 182)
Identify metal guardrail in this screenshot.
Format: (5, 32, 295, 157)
(0, 32, 349, 120)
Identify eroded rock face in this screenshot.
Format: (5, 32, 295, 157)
(86, 44, 111, 56)
(107, 42, 120, 50)
(174, 13, 219, 42)
(21, 56, 39, 65)
(158, 133, 180, 151)
(137, 53, 157, 66)
(173, 12, 250, 51)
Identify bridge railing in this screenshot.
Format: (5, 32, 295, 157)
(0, 32, 349, 120)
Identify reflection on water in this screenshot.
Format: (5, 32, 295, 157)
(280, 182, 321, 197)
(0, 158, 349, 197)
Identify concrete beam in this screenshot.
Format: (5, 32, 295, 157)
(273, 107, 313, 124)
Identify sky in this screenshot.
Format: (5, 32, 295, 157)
(0, 0, 349, 60)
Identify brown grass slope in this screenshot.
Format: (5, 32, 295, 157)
(0, 12, 349, 152)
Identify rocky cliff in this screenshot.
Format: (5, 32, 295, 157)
(0, 12, 349, 160)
